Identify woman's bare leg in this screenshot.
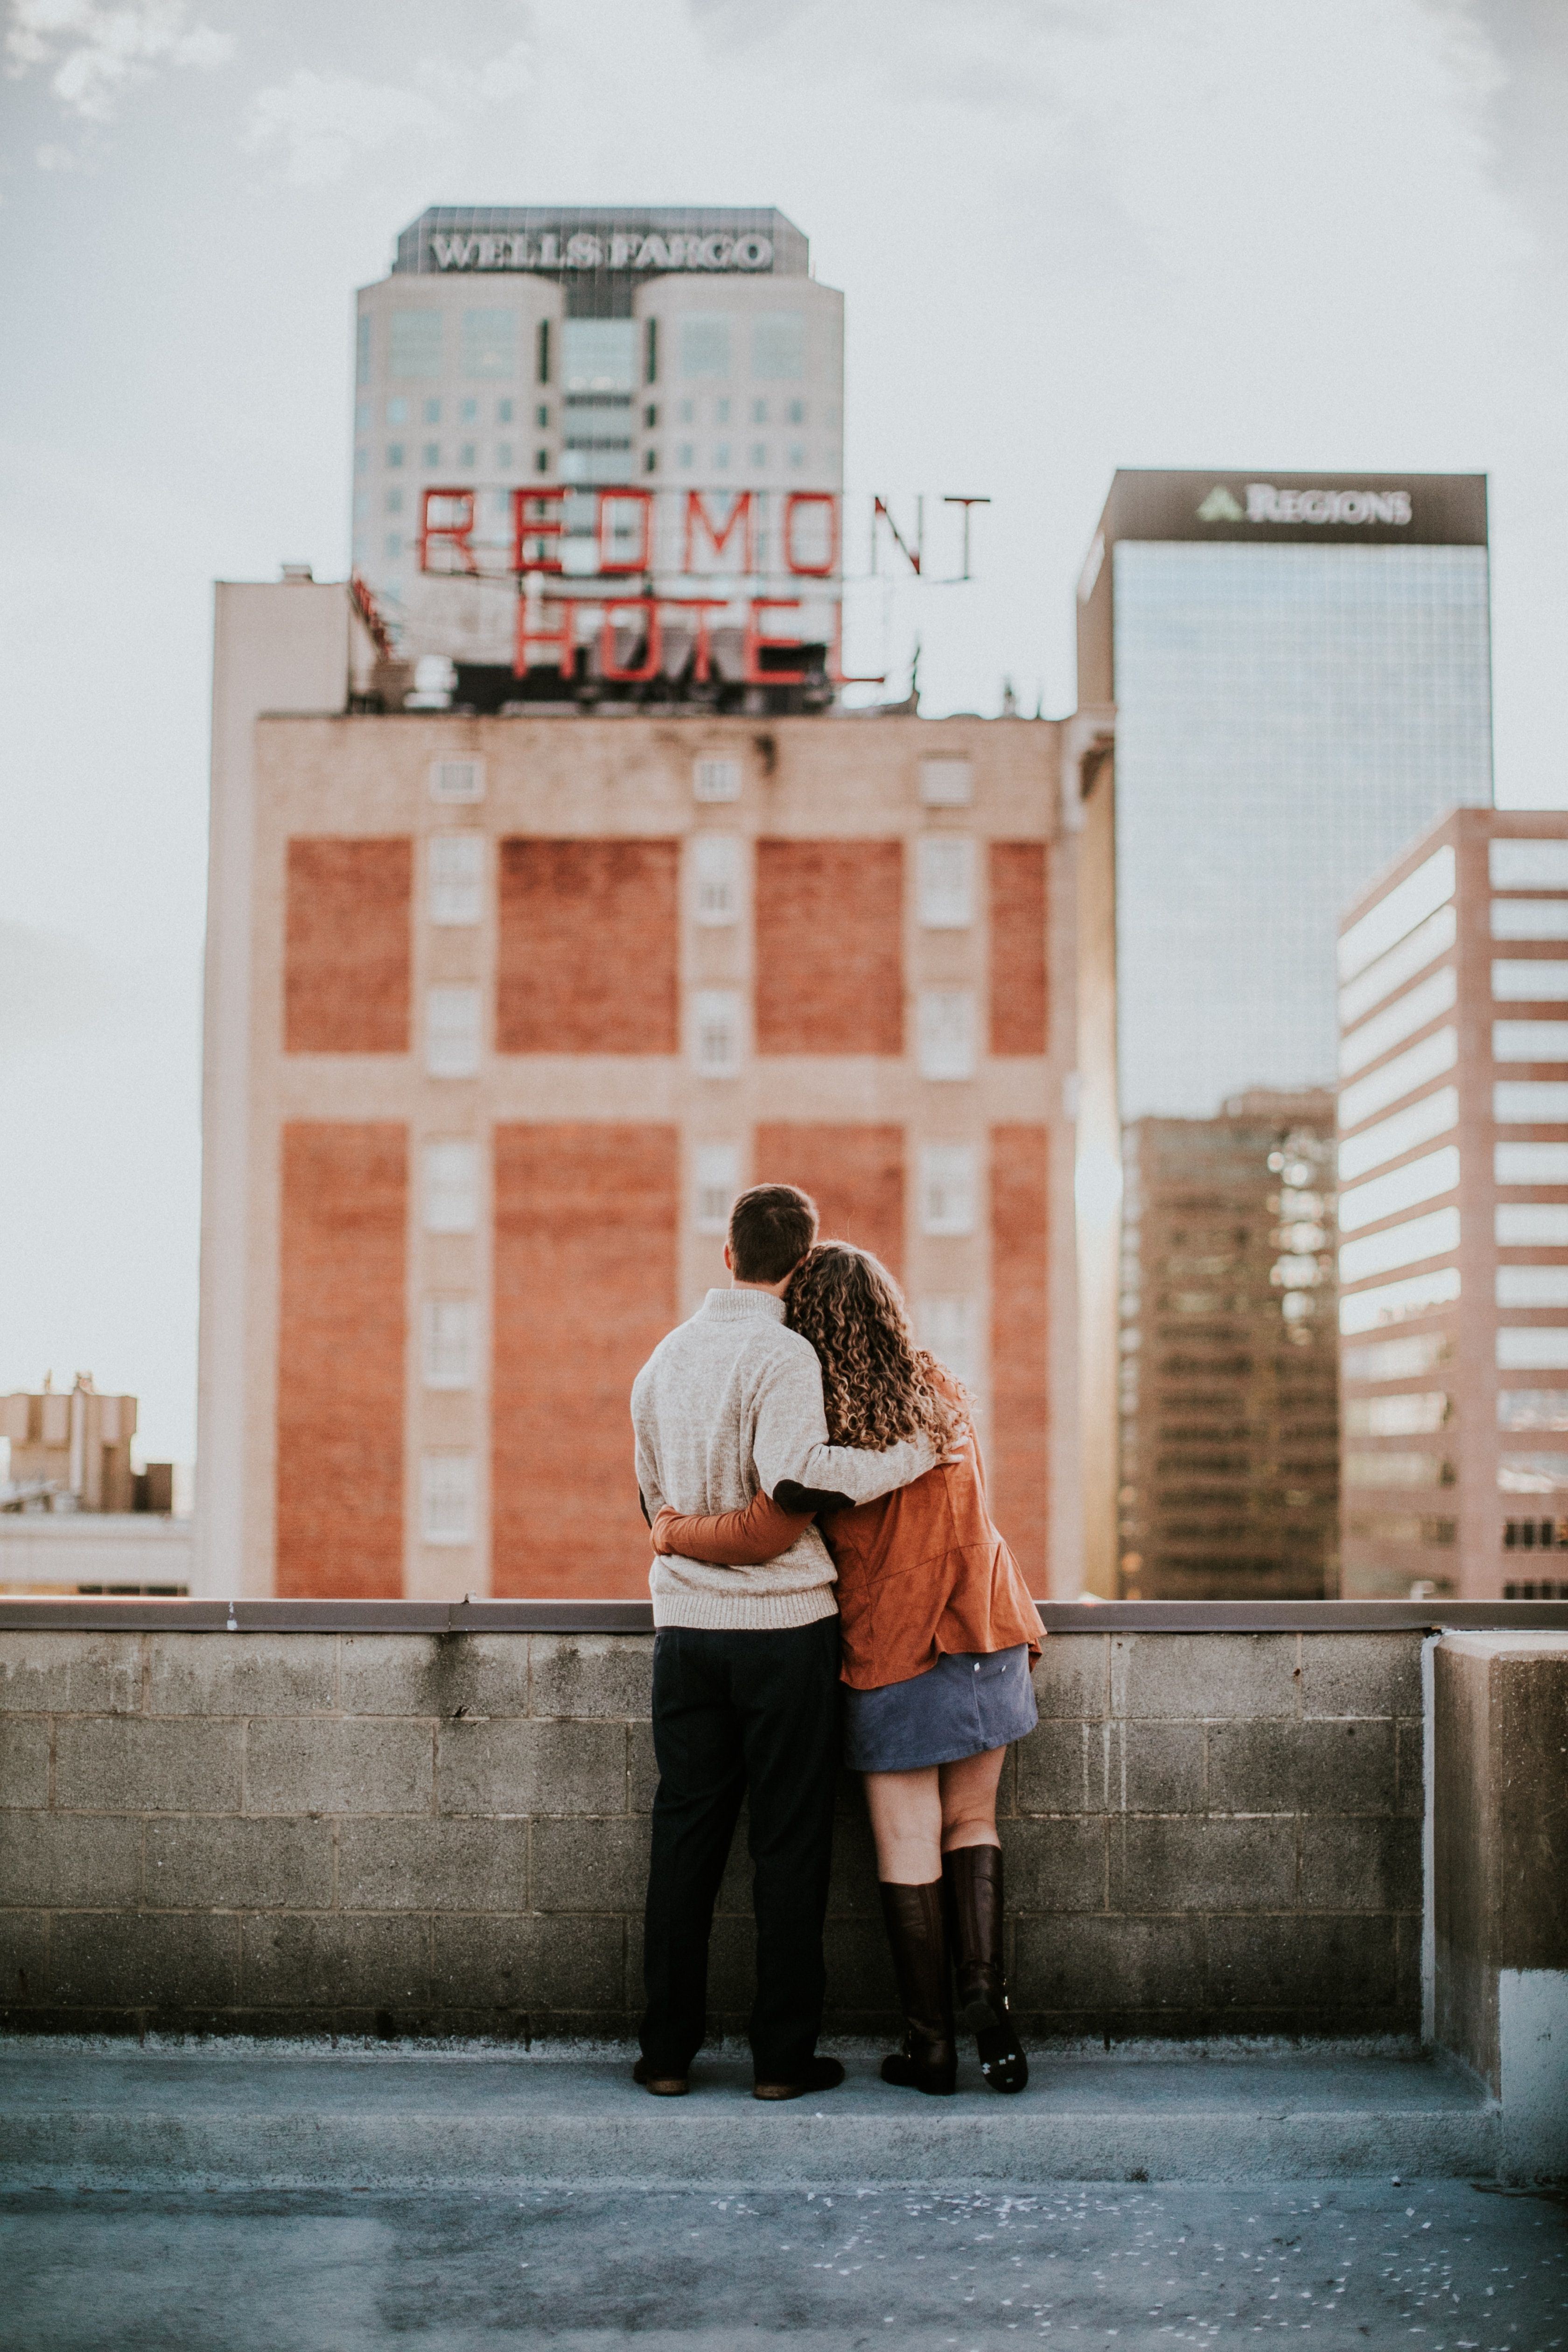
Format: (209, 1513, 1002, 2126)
(863, 1766, 943, 1884)
(937, 1746, 1005, 1855)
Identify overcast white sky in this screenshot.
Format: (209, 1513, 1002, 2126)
(1, 0, 1565, 1464)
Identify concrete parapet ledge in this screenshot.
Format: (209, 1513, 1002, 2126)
(0, 2044, 1496, 2192)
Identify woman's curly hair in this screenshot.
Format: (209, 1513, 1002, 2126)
(785, 1242, 968, 1454)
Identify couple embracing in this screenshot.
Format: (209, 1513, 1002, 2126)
(630, 1182, 1042, 2103)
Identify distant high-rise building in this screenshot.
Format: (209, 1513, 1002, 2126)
(1336, 808, 1568, 1601)
(1118, 1092, 1338, 1601)
(349, 207, 844, 701)
(1076, 468, 1494, 1596)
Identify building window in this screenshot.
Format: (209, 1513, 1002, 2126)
(1493, 898, 1568, 940)
(644, 403, 658, 428)
(917, 1295, 979, 1388)
(535, 449, 550, 474)
(386, 398, 409, 426)
(1491, 838, 1568, 889)
(385, 488, 404, 514)
(750, 441, 767, 468)
(387, 443, 405, 469)
(786, 399, 805, 425)
(459, 441, 477, 467)
(693, 1142, 741, 1234)
(1498, 1203, 1568, 1246)
(680, 315, 732, 378)
(645, 316, 658, 385)
(461, 398, 478, 423)
(533, 402, 547, 428)
(390, 309, 441, 379)
(751, 399, 768, 425)
(920, 1144, 978, 1236)
(919, 759, 973, 809)
(1496, 1081, 1568, 1122)
(422, 1296, 477, 1390)
(1497, 1141, 1568, 1184)
(429, 759, 484, 805)
(692, 833, 741, 925)
(919, 990, 977, 1080)
(787, 443, 805, 469)
(693, 757, 741, 803)
(1496, 1018, 1568, 1062)
(420, 1452, 476, 1545)
(537, 318, 550, 385)
(423, 1140, 478, 1233)
(693, 990, 742, 1075)
(462, 307, 515, 379)
(677, 442, 695, 470)
(423, 398, 441, 425)
(644, 448, 658, 474)
(917, 835, 976, 928)
(496, 441, 512, 469)
(1498, 1267, 1568, 1309)
(714, 442, 731, 470)
(1494, 960, 1568, 1001)
(428, 834, 484, 926)
(427, 986, 482, 1078)
(422, 441, 441, 468)
(751, 311, 805, 378)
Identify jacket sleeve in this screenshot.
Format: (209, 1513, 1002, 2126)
(651, 1490, 812, 1567)
(750, 1344, 934, 1503)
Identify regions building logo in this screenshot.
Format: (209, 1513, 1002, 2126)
(1196, 482, 1412, 526)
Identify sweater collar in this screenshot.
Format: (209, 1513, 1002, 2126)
(702, 1286, 787, 1323)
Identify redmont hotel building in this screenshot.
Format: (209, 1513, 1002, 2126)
(196, 616, 1074, 1602)
(1336, 809, 1568, 1600)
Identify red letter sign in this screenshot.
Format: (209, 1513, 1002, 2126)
(419, 488, 478, 575)
(743, 598, 804, 686)
(782, 491, 839, 578)
(683, 490, 756, 575)
(511, 487, 567, 575)
(600, 597, 663, 682)
(597, 488, 655, 575)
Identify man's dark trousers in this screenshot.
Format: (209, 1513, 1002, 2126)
(641, 1616, 840, 2084)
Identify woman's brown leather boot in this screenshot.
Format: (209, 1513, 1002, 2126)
(943, 1844, 1029, 2093)
(877, 1880, 958, 2095)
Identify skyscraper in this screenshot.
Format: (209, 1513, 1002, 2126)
(1076, 469, 1494, 1596)
(1336, 808, 1568, 1601)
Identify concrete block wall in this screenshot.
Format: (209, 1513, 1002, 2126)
(0, 1629, 1422, 2041)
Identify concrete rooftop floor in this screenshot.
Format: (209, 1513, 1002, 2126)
(3, 2177, 1565, 2349)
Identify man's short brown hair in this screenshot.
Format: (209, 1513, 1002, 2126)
(728, 1183, 819, 1285)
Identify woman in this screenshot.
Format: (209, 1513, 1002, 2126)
(651, 1242, 1042, 2097)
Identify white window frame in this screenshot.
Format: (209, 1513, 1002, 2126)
(423, 1140, 479, 1233)
(919, 758, 973, 809)
(692, 833, 742, 926)
(426, 985, 483, 1078)
(917, 1295, 980, 1388)
(693, 756, 741, 804)
(428, 833, 484, 926)
(693, 1142, 741, 1234)
(920, 1144, 978, 1236)
(421, 1296, 478, 1391)
(420, 1451, 477, 1547)
(692, 989, 743, 1076)
(918, 989, 977, 1081)
(429, 758, 485, 805)
(917, 835, 976, 929)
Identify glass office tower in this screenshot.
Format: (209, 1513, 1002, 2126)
(1076, 470, 1493, 1596)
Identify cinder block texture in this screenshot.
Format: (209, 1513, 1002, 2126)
(284, 835, 412, 1054)
(754, 839, 903, 1056)
(0, 1627, 1427, 2041)
(276, 1121, 407, 1601)
(491, 1122, 678, 1600)
(496, 837, 679, 1054)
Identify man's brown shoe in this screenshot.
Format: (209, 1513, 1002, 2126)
(753, 2056, 845, 2102)
(633, 2056, 688, 2096)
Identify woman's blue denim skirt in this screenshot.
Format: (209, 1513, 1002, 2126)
(842, 1645, 1038, 1773)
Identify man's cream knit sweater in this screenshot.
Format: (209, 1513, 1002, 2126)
(631, 1288, 932, 1631)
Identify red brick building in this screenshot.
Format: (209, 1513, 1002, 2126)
(194, 582, 1080, 1601)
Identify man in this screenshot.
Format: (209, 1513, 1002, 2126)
(630, 1182, 933, 2101)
